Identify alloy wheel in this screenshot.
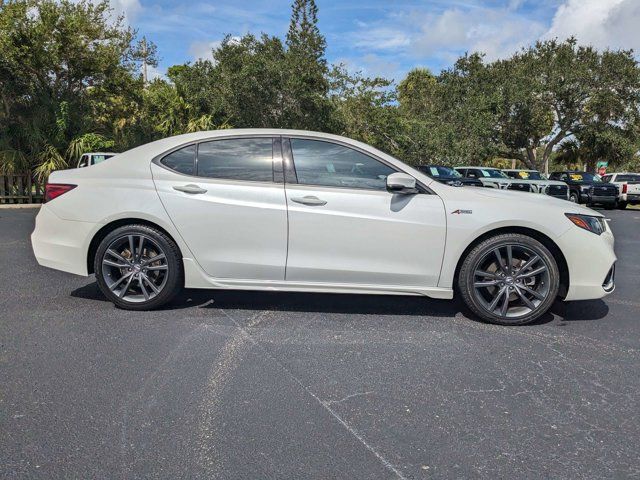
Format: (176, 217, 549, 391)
(472, 244, 551, 319)
(101, 234, 169, 303)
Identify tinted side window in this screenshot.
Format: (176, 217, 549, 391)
(618, 174, 640, 182)
(197, 138, 273, 182)
(290, 139, 395, 190)
(161, 145, 195, 175)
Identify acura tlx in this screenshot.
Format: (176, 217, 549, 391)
(31, 129, 616, 325)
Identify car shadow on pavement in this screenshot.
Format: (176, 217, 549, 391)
(70, 282, 609, 324)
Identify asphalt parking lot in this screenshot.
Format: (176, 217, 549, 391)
(1, 207, 640, 479)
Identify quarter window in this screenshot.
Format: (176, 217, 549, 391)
(197, 138, 273, 182)
(161, 145, 195, 175)
(290, 139, 395, 190)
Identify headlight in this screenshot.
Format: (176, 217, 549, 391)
(565, 213, 606, 235)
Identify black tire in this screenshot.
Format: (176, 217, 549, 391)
(604, 203, 615, 210)
(458, 233, 560, 326)
(94, 224, 183, 310)
(569, 192, 579, 203)
(618, 201, 628, 210)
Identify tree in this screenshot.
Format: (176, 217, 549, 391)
(0, 0, 139, 177)
(490, 38, 640, 172)
(284, 0, 332, 130)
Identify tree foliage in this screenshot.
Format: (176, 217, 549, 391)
(1, 0, 639, 180)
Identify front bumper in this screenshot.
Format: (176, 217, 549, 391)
(558, 222, 616, 301)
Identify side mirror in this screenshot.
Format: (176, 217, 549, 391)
(386, 172, 418, 194)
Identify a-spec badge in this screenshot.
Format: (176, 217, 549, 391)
(451, 209, 473, 215)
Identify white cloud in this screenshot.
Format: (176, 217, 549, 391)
(351, 5, 547, 66)
(189, 37, 241, 61)
(109, 0, 142, 23)
(544, 0, 640, 53)
(189, 40, 223, 61)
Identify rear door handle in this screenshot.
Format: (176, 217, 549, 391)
(173, 184, 207, 194)
(290, 195, 327, 206)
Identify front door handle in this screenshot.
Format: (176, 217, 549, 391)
(173, 184, 207, 194)
(290, 195, 327, 206)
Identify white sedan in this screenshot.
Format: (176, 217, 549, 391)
(31, 129, 616, 325)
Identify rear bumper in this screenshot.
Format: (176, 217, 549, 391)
(588, 194, 617, 205)
(622, 193, 640, 204)
(31, 205, 96, 276)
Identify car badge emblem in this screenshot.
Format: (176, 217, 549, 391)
(451, 209, 472, 215)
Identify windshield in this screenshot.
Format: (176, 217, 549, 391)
(425, 166, 461, 177)
(480, 169, 509, 179)
(568, 172, 600, 183)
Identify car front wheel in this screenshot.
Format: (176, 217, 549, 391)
(458, 234, 559, 325)
(94, 224, 183, 310)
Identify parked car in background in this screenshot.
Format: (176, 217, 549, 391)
(548, 171, 618, 208)
(502, 169, 570, 200)
(455, 166, 533, 192)
(77, 152, 117, 168)
(31, 129, 616, 326)
(416, 165, 483, 187)
(601, 172, 640, 209)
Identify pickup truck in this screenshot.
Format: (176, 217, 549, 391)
(548, 171, 618, 208)
(601, 172, 640, 209)
(77, 152, 116, 168)
(502, 169, 570, 199)
(454, 166, 568, 199)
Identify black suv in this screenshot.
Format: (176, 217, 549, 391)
(416, 165, 483, 187)
(548, 171, 617, 208)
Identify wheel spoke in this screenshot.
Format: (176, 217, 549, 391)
(118, 273, 135, 298)
(517, 254, 540, 275)
(487, 285, 507, 312)
(141, 253, 165, 267)
(506, 245, 513, 275)
(139, 276, 150, 300)
(103, 259, 129, 268)
(141, 273, 160, 294)
(107, 249, 130, 265)
(128, 235, 135, 259)
(145, 264, 168, 271)
(515, 286, 535, 310)
(137, 236, 145, 262)
(499, 289, 510, 316)
(474, 280, 500, 287)
(519, 284, 546, 301)
(493, 248, 508, 274)
(475, 270, 500, 279)
(518, 265, 547, 279)
(109, 271, 133, 291)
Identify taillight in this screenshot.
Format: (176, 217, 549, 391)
(622, 183, 628, 194)
(44, 183, 77, 203)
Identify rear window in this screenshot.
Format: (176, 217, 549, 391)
(617, 174, 640, 182)
(161, 145, 195, 175)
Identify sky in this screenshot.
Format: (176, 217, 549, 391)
(108, 0, 640, 82)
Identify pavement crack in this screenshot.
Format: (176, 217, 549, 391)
(323, 391, 374, 406)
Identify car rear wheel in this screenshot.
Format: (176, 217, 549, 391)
(618, 201, 628, 210)
(94, 225, 183, 310)
(569, 192, 579, 203)
(458, 234, 559, 325)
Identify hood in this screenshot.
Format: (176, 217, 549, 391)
(467, 185, 602, 216)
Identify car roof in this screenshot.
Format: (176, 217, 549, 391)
(502, 169, 538, 172)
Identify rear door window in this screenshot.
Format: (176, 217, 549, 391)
(197, 138, 274, 182)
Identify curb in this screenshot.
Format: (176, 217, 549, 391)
(0, 204, 41, 209)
